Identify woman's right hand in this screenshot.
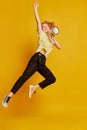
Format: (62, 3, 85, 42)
(33, 2, 39, 9)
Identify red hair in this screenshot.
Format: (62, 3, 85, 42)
(41, 21, 55, 37)
(41, 21, 55, 29)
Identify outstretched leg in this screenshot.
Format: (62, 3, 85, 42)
(2, 54, 38, 107)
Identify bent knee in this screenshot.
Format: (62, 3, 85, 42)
(52, 77, 56, 83)
(50, 76, 56, 84)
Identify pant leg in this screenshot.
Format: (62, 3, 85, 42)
(10, 55, 38, 94)
(38, 65, 56, 89)
(37, 55, 56, 89)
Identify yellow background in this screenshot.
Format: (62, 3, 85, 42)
(0, 0, 87, 129)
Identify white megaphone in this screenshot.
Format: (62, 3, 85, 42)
(52, 26, 59, 35)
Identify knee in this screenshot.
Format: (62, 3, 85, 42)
(52, 76, 56, 83)
(50, 76, 56, 84)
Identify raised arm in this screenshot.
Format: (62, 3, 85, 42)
(33, 2, 42, 34)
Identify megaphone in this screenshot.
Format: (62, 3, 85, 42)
(52, 26, 59, 35)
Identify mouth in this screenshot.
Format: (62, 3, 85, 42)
(43, 28, 48, 32)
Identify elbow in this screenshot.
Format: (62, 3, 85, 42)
(57, 45, 61, 49)
(54, 42, 61, 49)
(58, 46, 61, 49)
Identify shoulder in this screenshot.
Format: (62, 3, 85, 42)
(38, 30, 46, 37)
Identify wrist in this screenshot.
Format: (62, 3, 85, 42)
(34, 6, 38, 10)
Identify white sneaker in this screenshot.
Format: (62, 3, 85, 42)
(2, 102, 8, 108)
(2, 96, 10, 108)
(29, 85, 36, 98)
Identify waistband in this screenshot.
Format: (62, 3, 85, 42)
(36, 52, 46, 58)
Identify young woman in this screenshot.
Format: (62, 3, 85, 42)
(2, 2, 61, 108)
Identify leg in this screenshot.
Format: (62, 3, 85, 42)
(38, 65, 56, 89)
(2, 56, 38, 107)
(11, 59, 38, 94)
(28, 53, 56, 98)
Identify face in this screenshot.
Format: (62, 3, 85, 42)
(42, 23, 50, 33)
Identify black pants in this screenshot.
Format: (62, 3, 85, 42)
(11, 52, 56, 94)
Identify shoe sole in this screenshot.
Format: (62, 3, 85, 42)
(2, 101, 8, 108)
